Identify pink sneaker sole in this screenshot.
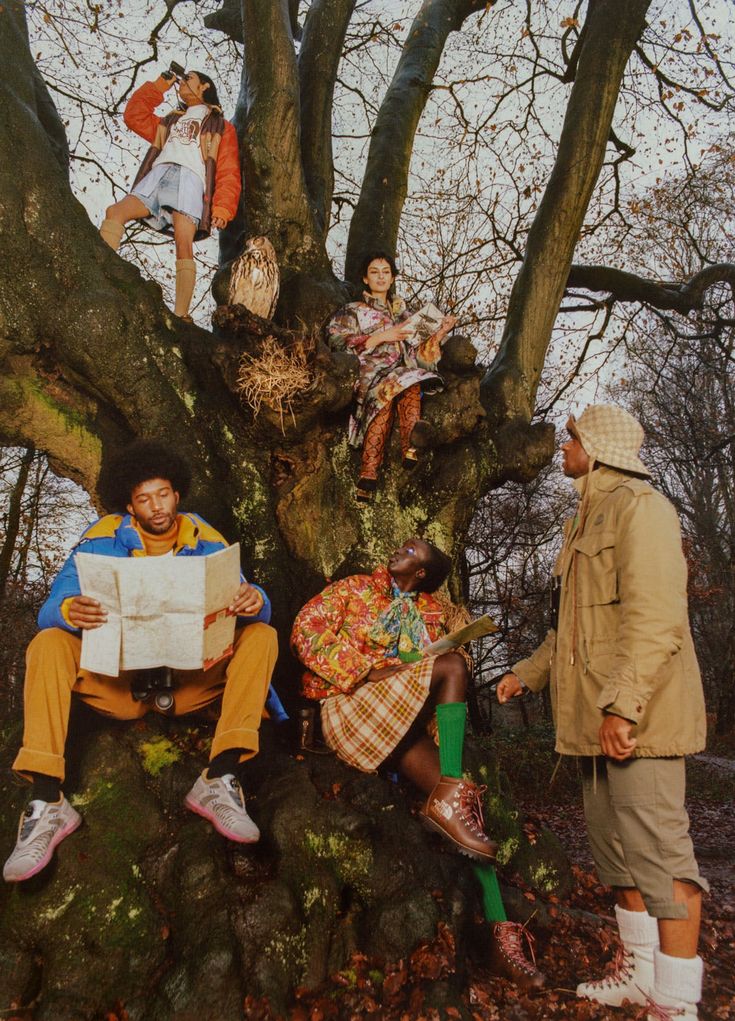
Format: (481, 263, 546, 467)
(183, 795, 259, 844)
(8, 814, 83, 883)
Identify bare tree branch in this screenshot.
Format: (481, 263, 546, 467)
(298, 0, 357, 238)
(344, 0, 489, 282)
(481, 0, 651, 424)
(567, 262, 735, 312)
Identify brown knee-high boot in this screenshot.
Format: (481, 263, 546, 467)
(174, 258, 196, 318)
(99, 218, 124, 251)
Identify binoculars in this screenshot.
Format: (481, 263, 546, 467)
(131, 666, 177, 714)
(161, 61, 186, 83)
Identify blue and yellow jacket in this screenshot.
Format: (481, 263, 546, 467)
(38, 512, 272, 632)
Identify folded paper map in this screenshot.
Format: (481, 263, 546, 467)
(424, 613, 498, 656)
(75, 544, 241, 675)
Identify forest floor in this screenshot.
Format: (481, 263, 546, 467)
(256, 727, 735, 1021)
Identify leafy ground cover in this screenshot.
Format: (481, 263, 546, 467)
(232, 726, 734, 1021)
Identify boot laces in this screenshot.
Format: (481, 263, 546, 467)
(589, 946, 634, 989)
(497, 921, 537, 970)
(458, 782, 487, 835)
(638, 997, 686, 1021)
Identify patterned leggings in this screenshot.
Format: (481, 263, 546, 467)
(360, 384, 421, 480)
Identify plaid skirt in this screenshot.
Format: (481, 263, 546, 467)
(320, 657, 435, 772)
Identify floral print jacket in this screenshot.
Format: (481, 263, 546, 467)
(327, 293, 443, 448)
(291, 566, 447, 700)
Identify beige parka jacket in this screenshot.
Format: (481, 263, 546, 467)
(512, 467, 706, 757)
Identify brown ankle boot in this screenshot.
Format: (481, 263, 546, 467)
(421, 776, 498, 862)
(489, 921, 546, 990)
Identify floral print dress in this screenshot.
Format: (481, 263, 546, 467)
(291, 566, 447, 771)
(327, 293, 443, 448)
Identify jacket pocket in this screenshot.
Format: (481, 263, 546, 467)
(572, 530, 617, 606)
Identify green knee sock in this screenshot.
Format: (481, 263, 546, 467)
(435, 701, 467, 778)
(473, 863, 507, 922)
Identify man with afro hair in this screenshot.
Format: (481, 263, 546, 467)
(4, 440, 281, 883)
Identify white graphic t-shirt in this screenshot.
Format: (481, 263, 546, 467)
(153, 104, 208, 184)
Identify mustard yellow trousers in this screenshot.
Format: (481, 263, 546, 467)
(13, 623, 278, 782)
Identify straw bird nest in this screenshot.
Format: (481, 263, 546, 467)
(236, 336, 315, 432)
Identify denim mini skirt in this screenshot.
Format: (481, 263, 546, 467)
(132, 163, 203, 230)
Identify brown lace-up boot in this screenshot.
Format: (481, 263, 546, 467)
(421, 776, 498, 862)
(489, 921, 546, 990)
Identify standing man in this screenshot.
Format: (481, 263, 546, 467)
(498, 404, 708, 1021)
(4, 441, 279, 883)
(99, 67, 241, 321)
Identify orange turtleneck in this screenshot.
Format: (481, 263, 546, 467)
(139, 518, 179, 557)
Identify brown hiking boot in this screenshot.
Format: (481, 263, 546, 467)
(489, 921, 546, 990)
(421, 776, 498, 862)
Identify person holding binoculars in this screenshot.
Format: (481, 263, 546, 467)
(99, 63, 241, 321)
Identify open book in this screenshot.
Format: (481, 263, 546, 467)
(76, 544, 241, 675)
(401, 302, 447, 368)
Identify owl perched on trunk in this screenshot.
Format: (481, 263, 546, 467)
(227, 235, 280, 320)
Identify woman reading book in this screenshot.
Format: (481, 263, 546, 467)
(327, 252, 456, 502)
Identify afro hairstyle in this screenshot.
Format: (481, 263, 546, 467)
(98, 440, 192, 513)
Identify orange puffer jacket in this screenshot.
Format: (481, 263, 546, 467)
(124, 77, 241, 240)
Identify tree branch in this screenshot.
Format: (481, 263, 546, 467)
(481, 0, 651, 424)
(344, 0, 488, 282)
(298, 0, 357, 239)
(223, 1, 317, 266)
(566, 262, 735, 312)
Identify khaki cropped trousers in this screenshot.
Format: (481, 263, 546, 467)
(13, 623, 278, 783)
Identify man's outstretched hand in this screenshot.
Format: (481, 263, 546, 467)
(68, 596, 108, 630)
(229, 582, 264, 617)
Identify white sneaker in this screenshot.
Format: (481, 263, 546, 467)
(644, 994, 698, 1020)
(184, 772, 260, 843)
(576, 945, 653, 1006)
(3, 798, 82, 882)
(646, 950, 702, 1020)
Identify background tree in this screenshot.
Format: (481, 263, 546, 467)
(0, 448, 91, 707)
(604, 148, 735, 734)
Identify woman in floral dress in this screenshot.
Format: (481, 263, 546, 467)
(327, 252, 456, 501)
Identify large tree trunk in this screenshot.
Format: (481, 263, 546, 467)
(0, 711, 570, 1019)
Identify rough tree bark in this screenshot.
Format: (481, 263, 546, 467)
(0, 1, 699, 1012)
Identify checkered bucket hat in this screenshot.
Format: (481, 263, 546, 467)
(567, 404, 650, 477)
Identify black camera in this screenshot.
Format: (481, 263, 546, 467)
(131, 666, 177, 713)
(161, 61, 186, 83)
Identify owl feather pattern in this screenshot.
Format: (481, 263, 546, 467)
(228, 235, 280, 320)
